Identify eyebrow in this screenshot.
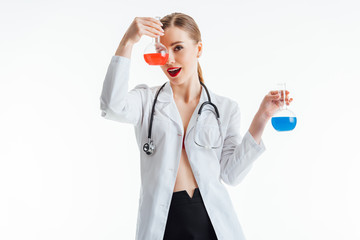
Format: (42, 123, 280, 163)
(170, 41, 184, 46)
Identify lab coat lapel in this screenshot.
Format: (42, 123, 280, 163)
(156, 81, 209, 137)
(156, 81, 183, 133)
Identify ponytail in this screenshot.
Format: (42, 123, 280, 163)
(197, 61, 204, 83)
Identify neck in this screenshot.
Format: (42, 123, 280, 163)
(171, 74, 202, 104)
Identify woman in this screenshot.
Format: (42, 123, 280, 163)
(100, 13, 293, 240)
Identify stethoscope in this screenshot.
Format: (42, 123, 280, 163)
(143, 79, 221, 155)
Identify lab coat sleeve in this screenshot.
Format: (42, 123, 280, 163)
(100, 55, 147, 126)
(219, 102, 266, 186)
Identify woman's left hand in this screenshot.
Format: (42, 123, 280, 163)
(257, 90, 293, 121)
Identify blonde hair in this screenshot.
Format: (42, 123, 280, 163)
(160, 13, 204, 83)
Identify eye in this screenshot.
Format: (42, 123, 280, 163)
(174, 45, 183, 51)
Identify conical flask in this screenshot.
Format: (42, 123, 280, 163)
(143, 16, 169, 65)
(271, 83, 297, 131)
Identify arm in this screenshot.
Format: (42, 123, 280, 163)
(220, 103, 266, 186)
(100, 17, 164, 126)
(220, 90, 293, 186)
(248, 111, 268, 144)
(99, 54, 146, 126)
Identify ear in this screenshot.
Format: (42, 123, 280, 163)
(197, 42, 203, 58)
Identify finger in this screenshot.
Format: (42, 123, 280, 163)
(280, 92, 292, 99)
(285, 98, 293, 105)
(272, 90, 290, 96)
(266, 93, 280, 100)
(145, 17, 163, 26)
(142, 25, 164, 37)
(272, 100, 282, 107)
(143, 21, 164, 33)
(270, 93, 280, 98)
(143, 17, 164, 32)
(142, 28, 162, 38)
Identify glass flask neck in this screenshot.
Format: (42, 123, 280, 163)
(277, 82, 287, 110)
(153, 36, 160, 44)
(154, 16, 161, 44)
(281, 92, 287, 110)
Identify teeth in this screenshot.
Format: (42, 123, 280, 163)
(168, 68, 180, 72)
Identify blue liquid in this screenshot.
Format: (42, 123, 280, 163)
(271, 117, 297, 131)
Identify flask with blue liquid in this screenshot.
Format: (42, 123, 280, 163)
(271, 83, 297, 131)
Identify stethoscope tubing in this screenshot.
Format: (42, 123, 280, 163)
(143, 80, 220, 155)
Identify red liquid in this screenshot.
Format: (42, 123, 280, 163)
(144, 53, 169, 65)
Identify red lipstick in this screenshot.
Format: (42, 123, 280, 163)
(167, 67, 182, 77)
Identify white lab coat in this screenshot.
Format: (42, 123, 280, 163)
(100, 55, 266, 240)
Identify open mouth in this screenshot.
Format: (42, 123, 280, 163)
(167, 67, 182, 77)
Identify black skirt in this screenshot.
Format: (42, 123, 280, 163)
(163, 188, 218, 240)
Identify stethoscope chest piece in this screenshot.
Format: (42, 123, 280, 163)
(143, 138, 155, 155)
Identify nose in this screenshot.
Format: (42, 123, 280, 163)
(166, 51, 175, 65)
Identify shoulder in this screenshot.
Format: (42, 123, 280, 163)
(132, 83, 164, 99)
(132, 83, 161, 92)
(210, 90, 239, 112)
(146, 84, 164, 95)
(208, 91, 242, 133)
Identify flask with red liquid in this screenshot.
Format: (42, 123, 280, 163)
(143, 16, 169, 65)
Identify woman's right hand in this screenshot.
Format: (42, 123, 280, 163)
(122, 17, 165, 45)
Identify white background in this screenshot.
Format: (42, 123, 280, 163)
(1, 0, 360, 239)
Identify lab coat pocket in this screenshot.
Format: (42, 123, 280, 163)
(192, 122, 227, 162)
(194, 124, 218, 146)
(194, 123, 226, 149)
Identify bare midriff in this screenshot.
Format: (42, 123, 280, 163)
(173, 98, 199, 199)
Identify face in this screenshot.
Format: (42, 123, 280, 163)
(159, 27, 202, 84)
